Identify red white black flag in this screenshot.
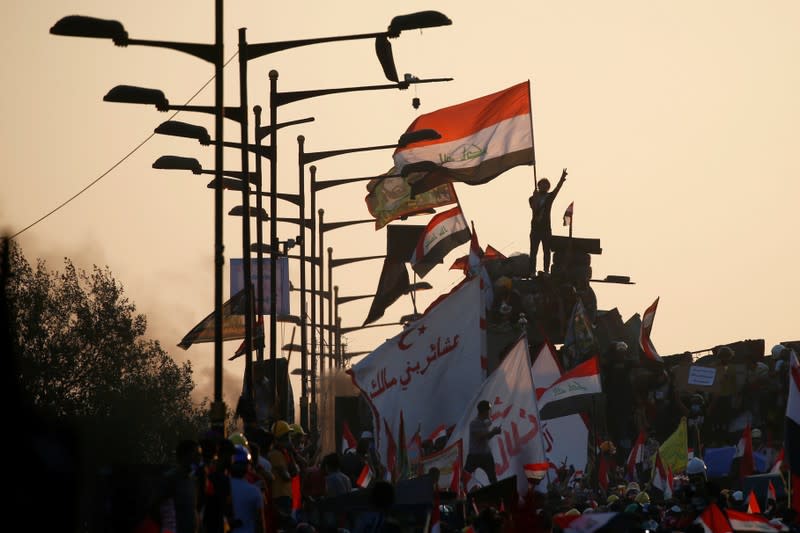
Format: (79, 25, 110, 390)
(410, 206, 471, 279)
(639, 297, 663, 363)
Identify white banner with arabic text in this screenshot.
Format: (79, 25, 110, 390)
(348, 277, 484, 472)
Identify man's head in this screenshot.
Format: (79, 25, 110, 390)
(537, 178, 551, 192)
(477, 400, 492, 418)
(716, 346, 734, 363)
(751, 428, 762, 446)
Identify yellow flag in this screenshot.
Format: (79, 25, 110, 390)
(656, 416, 688, 474)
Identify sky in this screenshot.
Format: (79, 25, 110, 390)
(3, 1, 799, 414)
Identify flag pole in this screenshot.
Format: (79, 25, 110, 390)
(526, 80, 538, 190)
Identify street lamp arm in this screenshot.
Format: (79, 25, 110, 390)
(337, 294, 375, 305)
(124, 38, 216, 63)
(50, 16, 216, 63)
(245, 30, 386, 61)
(253, 190, 302, 207)
(275, 77, 453, 107)
(302, 143, 398, 165)
(257, 116, 315, 143)
(330, 255, 386, 268)
(321, 219, 374, 232)
(312, 172, 402, 192)
(339, 322, 398, 335)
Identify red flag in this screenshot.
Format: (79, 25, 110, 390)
(449, 456, 462, 495)
(410, 206, 471, 279)
(397, 411, 411, 481)
(291, 475, 302, 511)
(652, 449, 674, 500)
(768, 480, 777, 502)
(563, 201, 573, 227)
(736, 423, 755, 479)
(429, 488, 441, 533)
(639, 297, 663, 363)
(770, 448, 784, 474)
(427, 424, 448, 444)
(726, 508, 789, 531)
(357, 464, 374, 488)
(626, 430, 646, 481)
(342, 420, 358, 454)
(693, 503, 733, 533)
(384, 418, 397, 483)
(523, 462, 549, 481)
(746, 490, 762, 514)
(598, 453, 610, 492)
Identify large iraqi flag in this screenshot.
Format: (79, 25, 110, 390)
(348, 277, 484, 474)
(393, 81, 534, 195)
(537, 356, 602, 420)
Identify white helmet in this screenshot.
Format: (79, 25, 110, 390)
(686, 457, 707, 476)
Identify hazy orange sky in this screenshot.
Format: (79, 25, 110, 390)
(3, 1, 798, 411)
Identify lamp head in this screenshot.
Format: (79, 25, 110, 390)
(104, 85, 169, 110)
(152, 155, 202, 174)
(387, 11, 452, 37)
(50, 15, 128, 45)
(155, 121, 211, 145)
(207, 178, 247, 191)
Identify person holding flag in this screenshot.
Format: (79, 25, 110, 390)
(528, 168, 567, 276)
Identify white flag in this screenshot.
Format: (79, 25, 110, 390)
(446, 335, 546, 499)
(348, 277, 484, 473)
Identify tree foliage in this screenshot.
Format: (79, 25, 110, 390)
(6, 242, 208, 465)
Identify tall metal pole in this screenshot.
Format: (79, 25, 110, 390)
(238, 28, 254, 409)
(327, 246, 334, 372)
(211, 0, 226, 434)
(318, 208, 326, 385)
(296, 135, 309, 430)
(309, 166, 318, 432)
(268, 70, 280, 420)
(334, 286, 340, 368)
(253, 105, 265, 358)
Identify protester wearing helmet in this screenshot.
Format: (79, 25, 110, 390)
(685, 457, 710, 511)
(230, 444, 266, 533)
(268, 420, 299, 526)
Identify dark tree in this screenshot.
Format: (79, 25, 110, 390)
(6, 241, 208, 466)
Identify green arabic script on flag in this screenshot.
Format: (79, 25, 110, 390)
(365, 167, 457, 230)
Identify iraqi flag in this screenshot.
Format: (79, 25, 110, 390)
(735, 423, 755, 479)
(726, 508, 789, 531)
(537, 356, 603, 420)
(563, 201, 573, 227)
(651, 449, 674, 500)
(523, 462, 550, 481)
(786, 349, 800, 515)
(639, 297, 663, 363)
(626, 430, 647, 481)
(530, 338, 590, 478)
(449, 221, 502, 310)
(357, 464, 374, 488)
(746, 490, 761, 514)
(410, 206, 471, 279)
(694, 503, 733, 533)
(393, 81, 534, 196)
(342, 420, 358, 454)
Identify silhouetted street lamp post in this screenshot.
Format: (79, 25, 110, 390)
(51, 9, 230, 432)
